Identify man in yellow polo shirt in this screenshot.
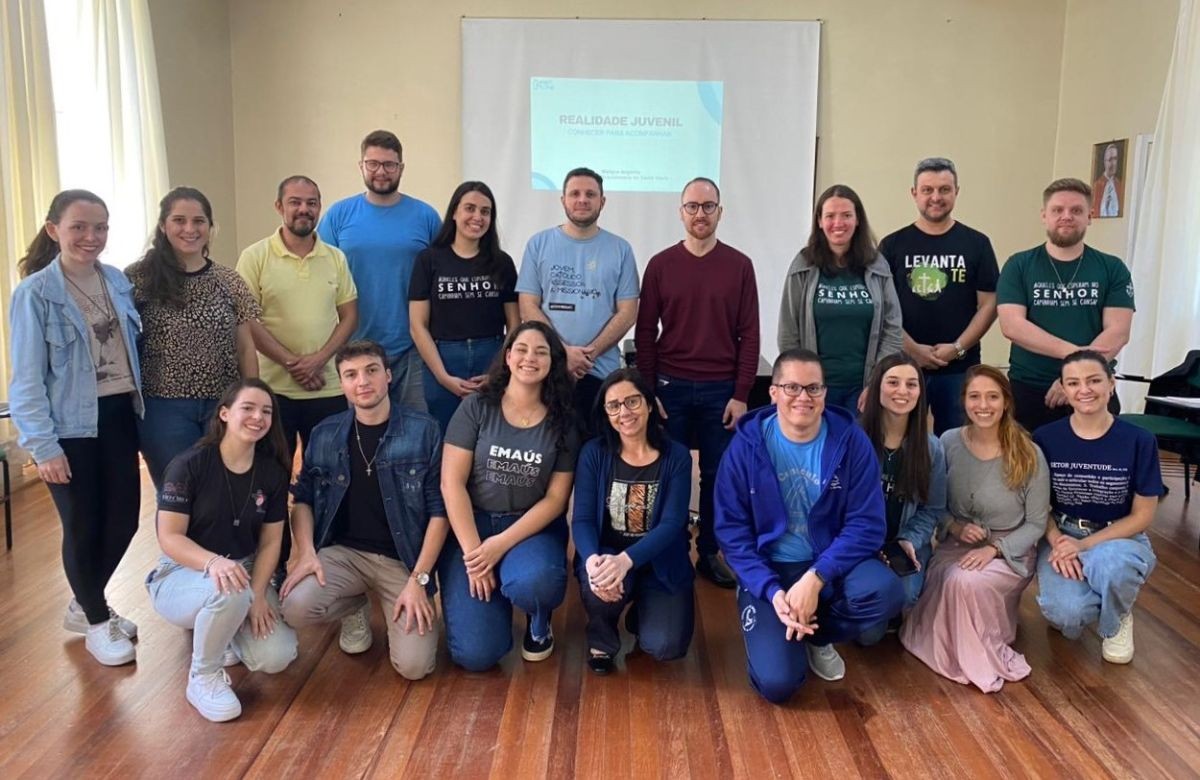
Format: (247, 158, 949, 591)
(237, 175, 359, 460)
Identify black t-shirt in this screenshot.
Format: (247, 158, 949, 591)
(158, 444, 289, 559)
(600, 454, 662, 552)
(408, 245, 518, 340)
(881, 447, 904, 542)
(879, 221, 999, 374)
(333, 418, 396, 558)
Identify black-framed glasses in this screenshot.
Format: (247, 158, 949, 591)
(362, 160, 401, 173)
(603, 395, 645, 415)
(681, 201, 719, 215)
(772, 382, 827, 398)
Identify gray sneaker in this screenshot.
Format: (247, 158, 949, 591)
(339, 600, 373, 654)
(65, 599, 137, 639)
(805, 642, 846, 681)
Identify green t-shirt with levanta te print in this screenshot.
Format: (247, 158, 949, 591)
(996, 245, 1134, 386)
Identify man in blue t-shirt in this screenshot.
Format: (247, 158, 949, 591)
(318, 130, 441, 411)
(517, 167, 639, 431)
(714, 348, 903, 704)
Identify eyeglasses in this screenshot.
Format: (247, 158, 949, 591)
(361, 160, 401, 173)
(772, 382, 827, 398)
(603, 395, 645, 416)
(681, 201, 719, 215)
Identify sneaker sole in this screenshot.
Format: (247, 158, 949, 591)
(521, 643, 554, 662)
(187, 689, 242, 722)
(1102, 649, 1134, 664)
(339, 633, 373, 654)
(87, 644, 136, 666)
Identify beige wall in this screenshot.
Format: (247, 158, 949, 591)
(147, 0, 239, 265)
(1052, 0, 1177, 257)
(149, 0, 1177, 364)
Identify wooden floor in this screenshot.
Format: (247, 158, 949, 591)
(1, 468, 1199, 779)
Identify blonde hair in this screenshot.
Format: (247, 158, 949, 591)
(962, 365, 1039, 490)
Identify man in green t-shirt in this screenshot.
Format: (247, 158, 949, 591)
(996, 178, 1134, 431)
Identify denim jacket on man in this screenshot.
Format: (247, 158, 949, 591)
(291, 407, 446, 572)
(9, 257, 144, 463)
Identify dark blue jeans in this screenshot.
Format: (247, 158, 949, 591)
(574, 555, 694, 659)
(824, 384, 863, 414)
(924, 371, 967, 435)
(857, 540, 933, 645)
(655, 375, 735, 556)
(423, 336, 503, 433)
(438, 511, 568, 671)
(138, 396, 218, 493)
(736, 557, 903, 703)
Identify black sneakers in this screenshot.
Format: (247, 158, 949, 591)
(521, 616, 554, 662)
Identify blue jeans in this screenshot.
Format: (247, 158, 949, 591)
(424, 336, 503, 433)
(138, 396, 218, 492)
(656, 375, 735, 556)
(825, 384, 863, 413)
(857, 541, 933, 645)
(736, 557, 903, 703)
(924, 371, 967, 435)
(388, 348, 427, 412)
(1036, 532, 1156, 639)
(574, 555, 694, 659)
(438, 511, 569, 671)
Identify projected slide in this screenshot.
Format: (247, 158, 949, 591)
(530, 77, 723, 193)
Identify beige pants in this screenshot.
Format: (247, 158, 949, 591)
(280, 545, 437, 679)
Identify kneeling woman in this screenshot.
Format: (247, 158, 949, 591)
(439, 321, 579, 670)
(900, 365, 1049, 693)
(572, 369, 695, 674)
(1034, 350, 1161, 664)
(857, 354, 946, 644)
(147, 379, 298, 722)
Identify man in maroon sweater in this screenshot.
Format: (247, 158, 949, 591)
(635, 177, 760, 588)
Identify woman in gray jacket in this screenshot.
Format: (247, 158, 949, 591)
(778, 184, 903, 410)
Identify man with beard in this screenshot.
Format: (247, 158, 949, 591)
(879, 158, 999, 434)
(318, 130, 441, 411)
(635, 177, 759, 588)
(517, 167, 639, 430)
(997, 178, 1134, 431)
(237, 175, 359, 460)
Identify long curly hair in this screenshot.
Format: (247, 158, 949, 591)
(126, 186, 213, 308)
(962, 364, 1039, 490)
(859, 353, 932, 503)
(196, 378, 291, 474)
(478, 321, 576, 446)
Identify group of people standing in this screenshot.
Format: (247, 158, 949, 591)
(8, 129, 1161, 721)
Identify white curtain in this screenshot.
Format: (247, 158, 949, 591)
(0, 0, 61, 392)
(1122, 0, 1200, 406)
(44, 0, 169, 269)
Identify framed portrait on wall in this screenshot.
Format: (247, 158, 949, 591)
(1091, 138, 1128, 218)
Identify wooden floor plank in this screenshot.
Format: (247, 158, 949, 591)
(0, 467, 1198, 778)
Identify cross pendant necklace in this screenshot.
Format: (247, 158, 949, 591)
(354, 420, 383, 476)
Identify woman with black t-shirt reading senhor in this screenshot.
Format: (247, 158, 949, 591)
(409, 181, 519, 432)
(147, 378, 298, 723)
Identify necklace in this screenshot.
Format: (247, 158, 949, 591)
(1047, 253, 1084, 290)
(503, 396, 541, 427)
(64, 267, 121, 346)
(354, 419, 384, 476)
(222, 458, 257, 528)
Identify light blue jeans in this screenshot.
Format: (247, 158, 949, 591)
(1035, 532, 1156, 639)
(147, 556, 298, 676)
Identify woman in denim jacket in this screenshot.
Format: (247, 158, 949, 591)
(9, 190, 144, 666)
(856, 354, 946, 644)
(571, 368, 695, 675)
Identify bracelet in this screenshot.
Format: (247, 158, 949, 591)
(202, 554, 222, 576)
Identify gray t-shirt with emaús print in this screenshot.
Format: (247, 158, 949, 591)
(445, 394, 579, 514)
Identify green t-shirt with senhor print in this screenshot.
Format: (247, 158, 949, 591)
(813, 269, 873, 387)
(996, 245, 1134, 385)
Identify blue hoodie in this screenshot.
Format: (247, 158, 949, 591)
(714, 404, 886, 603)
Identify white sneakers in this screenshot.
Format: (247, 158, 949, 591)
(805, 642, 846, 681)
(339, 600, 373, 654)
(85, 619, 136, 666)
(64, 599, 137, 639)
(187, 669, 242, 722)
(1102, 613, 1135, 664)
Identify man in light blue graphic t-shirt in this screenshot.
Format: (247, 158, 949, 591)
(517, 167, 639, 432)
(318, 130, 441, 411)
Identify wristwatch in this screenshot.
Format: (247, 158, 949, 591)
(953, 340, 966, 359)
(413, 571, 431, 587)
